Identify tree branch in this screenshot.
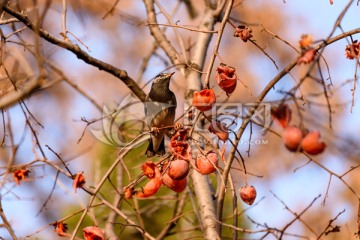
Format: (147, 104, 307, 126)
(203, 0, 234, 88)
(0, 198, 18, 240)
(144, 0, 185, 73)
(1, 4, 147, 102)
(182, 2, 228, 239)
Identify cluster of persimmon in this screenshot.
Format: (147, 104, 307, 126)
(53, 221, 105, 240)
(192, 63, 239, 112)
(124, 128, 220, 199)
(271, 104, 326, 155)
(191, 64, 261, 205)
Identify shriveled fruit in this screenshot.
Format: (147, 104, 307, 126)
(239, 185, 257, 205)
(283, 126, 303, 152)
(301, 131, 326, 155)
(83, 226, 105, 240)
(168, 159, 190, 180)
(196, 151, 219, 175)
(192, 89, 216, 112)
(216, 64, 237, 96)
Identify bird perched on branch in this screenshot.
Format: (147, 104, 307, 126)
(145, 72, 177, 157)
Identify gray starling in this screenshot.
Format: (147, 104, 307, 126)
(145, 72, 177, 157)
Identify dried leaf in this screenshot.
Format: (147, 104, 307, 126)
(13, 169, 30, 185)
(73, 171, 86, 193)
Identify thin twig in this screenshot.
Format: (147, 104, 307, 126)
(146, 23, 218, 33)
(249, 39, 279, 70)
(2, 5, 147, 102)
(0, 198, 18, 240)
(61, 0, 68, 41)
(203, 0, 234, 89)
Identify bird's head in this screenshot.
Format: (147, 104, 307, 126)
(153, 72, 175, 87)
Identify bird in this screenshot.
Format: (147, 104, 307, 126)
(144, 72, 177, 157)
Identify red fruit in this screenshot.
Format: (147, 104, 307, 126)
(168, 159, 189, 180)
(283, 126, 303, 152)
(196, 151, 219, 175)
(301, 131, 326, 155)
(192, 89, 216, 112)
(83, 226, 105, 240)
(136, 177, 162, 198)
(216, 64, 237, 96)
(162, 172, 187, 193)
(136, 165, 162, 198)
(239, 185, 257, 205)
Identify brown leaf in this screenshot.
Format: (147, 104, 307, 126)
(271, 104, 292, 128)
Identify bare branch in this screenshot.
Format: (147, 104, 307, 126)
(144, 0, 184, 71)
(203, 0, 234, 88)
(2, 5, 147, 102)
(0, 198, 18, 240)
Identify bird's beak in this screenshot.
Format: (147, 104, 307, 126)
(169, 72, 175, 77)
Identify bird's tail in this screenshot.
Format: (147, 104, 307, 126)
(146, 137, 165, 157)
